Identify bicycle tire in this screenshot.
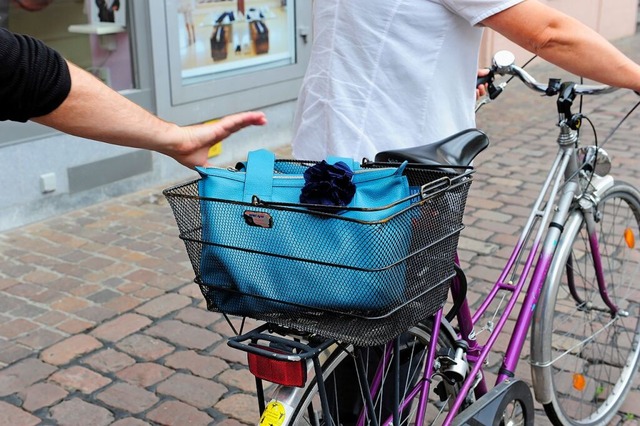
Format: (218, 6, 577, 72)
(284, 320, 457, 425)
(531, 181, 640, 426)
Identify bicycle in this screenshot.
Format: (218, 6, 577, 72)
(165, 50, 640, 425)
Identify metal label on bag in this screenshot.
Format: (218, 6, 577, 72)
(244, 211, 273, 228)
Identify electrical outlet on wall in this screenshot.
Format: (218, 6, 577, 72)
(40, 173, 56, 194)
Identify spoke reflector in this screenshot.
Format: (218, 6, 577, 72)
(624, 228, 635, 248)
(573, 373, 587, 391)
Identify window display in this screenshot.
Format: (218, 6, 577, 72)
(174, 0, 295, 83)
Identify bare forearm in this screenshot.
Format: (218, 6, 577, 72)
(32, 60, 267, 168)
(33, 62, 181, 152)
(483, 0, 640, 91)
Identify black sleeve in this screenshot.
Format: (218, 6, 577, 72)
(0, 27, 72, 122)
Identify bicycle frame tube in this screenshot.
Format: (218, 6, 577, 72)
(371, 310, 445, 426)
(443, 135, 582, 424)
(583, 209, 620, 314)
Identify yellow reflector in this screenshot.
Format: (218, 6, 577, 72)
(573, 373, 587, 392)
(624, 228, 635, 249)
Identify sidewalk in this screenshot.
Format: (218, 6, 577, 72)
(1, 34, 640, 426)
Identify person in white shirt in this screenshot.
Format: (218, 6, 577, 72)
(292, 0, 640, 161)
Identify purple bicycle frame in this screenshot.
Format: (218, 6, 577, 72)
(361, 144, 614, 426)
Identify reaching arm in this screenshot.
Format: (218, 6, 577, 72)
(482, 0, 640, 92)
(0, 27, 266, 168)
(32, 62, 267, 168)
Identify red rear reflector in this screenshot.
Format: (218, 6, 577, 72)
(248, 346, 307, 388)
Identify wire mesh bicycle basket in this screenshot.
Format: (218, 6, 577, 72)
(163, 160, 472, 346)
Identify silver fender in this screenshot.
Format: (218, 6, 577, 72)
(529, 210, 583, 404)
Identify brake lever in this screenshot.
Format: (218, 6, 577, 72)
(476, 69, 504, 101)
(476, 71, 494, 87)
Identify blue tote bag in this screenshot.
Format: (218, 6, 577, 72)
(195, 149, 413, 315)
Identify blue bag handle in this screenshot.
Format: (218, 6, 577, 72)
(243, 149, 276, 203)
(327, 156, 361, 170)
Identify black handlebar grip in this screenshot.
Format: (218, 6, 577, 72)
(476, 70, 494, 87)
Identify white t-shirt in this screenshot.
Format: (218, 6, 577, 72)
(291, 0, 523, 161)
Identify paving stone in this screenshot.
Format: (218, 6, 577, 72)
(0, 318, 39, 339)
(87, 288, 121, 304)
(116, 362, 174, 388)
(15, 328, 65, 350)
(4, 282, 46, 298)
(0, 358, 57, 397)
(78, 256, 116, 272)
(20, 382, 68, 412)
(34, 310, 68, 327)
(132, 286, 165, 300)
(111, 418, 150, 426)
(48, 276, 84, 293)
(156, 372, 227, 409)
(146, 400, 213, 426)
(217, 419, 246, 426)
(177, 283, 204, 299)
(0, 342, 33, 366)
(49, 398, 114, 426)
(135, 293, 192, 318)
(39, 334, 103, 366)
(211, 342, 249, 366)
(96, 382, 159, 414)
(50, 296, 90, 313)
(10, 303, 47, 319)
(0, 292, 26, 313)
(174, 306, 221, 327)
(620, 389, 640, 418)
(91, 313, 152, 342)
(75, 304, 118, 323)
(215, 393, 260, 424)
(117, 282, 145, 294)
(145, 320, 222, 350)
(115, 334, 175, 361)
(56, 318, 95, 334)
(0, 400, 40, 426)
(163, 350, 229, 379)
(49, 365, 112, 393)
(218, 368, 260, 394)
(103, 295, 143, 313)
(125, 269, 183, 291)
(82, 348, 136, 374)
(0, 262, 34, 278)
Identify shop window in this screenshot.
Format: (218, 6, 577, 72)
(2, 0, 134, 91)
(150, 0, 311, 123)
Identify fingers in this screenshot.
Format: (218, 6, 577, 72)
(476, 68, 491, 100)
(175, 111, 267, 169)
(218, 111, 267, 136)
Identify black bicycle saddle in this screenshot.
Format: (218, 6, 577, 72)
(374, 128, 490, 167)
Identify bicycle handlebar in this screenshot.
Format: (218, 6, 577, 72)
(500, 63, 619, 96)
(476, 51, 622, 116)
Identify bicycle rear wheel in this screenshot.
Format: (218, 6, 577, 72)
(531, 182, 640, 426)
(285, 320, 457, 425)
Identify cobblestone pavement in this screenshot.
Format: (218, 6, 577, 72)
(2, 34, 640, 426)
